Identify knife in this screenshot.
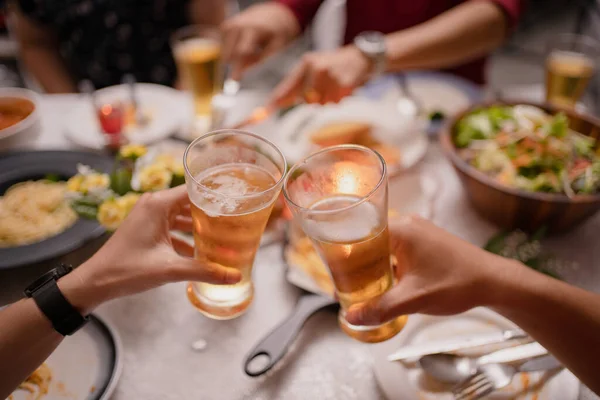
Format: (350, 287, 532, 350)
(519, 354, 562, 372)
(387, 329, 528, 362)
(477, 341, 547, 365)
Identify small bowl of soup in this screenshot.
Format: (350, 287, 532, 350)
(0, 88, 41, 146)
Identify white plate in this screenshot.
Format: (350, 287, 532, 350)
(271, 96, 428, 173)
(405, 76, 475, 117)
(64, 83, 191, 149)
(10, 314, 122, 400)
(370, 308, 579, 400)
(360, 72, 483, 118)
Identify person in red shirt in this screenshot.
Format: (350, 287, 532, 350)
(222, 0, 525, 106)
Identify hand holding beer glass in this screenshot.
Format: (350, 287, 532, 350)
(184, 130, 286, 319)
(283, 145, 407, 342)
(545, 33, 599, 109)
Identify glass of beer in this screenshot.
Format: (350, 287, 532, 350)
(172, 25, 222, 133)
(545, 33, 599, 109)
(283, 145, 407, 343)
(184, 130, 287, 319)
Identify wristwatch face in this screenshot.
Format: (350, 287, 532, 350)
(356, 31, 386, 57)
(355, 31, 386, 74)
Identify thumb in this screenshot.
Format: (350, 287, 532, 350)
(169, 256, 242, 285)
(345, 278, 422, 326)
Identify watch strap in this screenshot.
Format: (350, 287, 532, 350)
(32, 279, 89, 336)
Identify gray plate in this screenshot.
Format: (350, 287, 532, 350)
(9, 313, 122, 400)
(0, 150, 113, 269)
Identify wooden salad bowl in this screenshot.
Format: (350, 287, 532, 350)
(440, 101, 600, 233)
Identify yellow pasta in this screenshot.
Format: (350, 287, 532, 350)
(0, 180, 77, 248)
(17, 363, 52, 399)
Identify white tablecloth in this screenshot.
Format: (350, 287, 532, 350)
(4, 94, 600, 400)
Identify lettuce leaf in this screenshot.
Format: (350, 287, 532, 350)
(544, 112, 568, 138)
(573, 134, 596, 157)
(455, 107, 513, 147)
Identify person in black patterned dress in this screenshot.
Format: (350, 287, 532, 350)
(11, 0, 226, 92)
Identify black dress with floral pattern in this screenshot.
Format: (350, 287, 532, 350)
(18, 0, 190, 88)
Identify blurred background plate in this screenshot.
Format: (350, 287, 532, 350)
(370, 308, 579, 400)
(9, 314, 122, 400)
(273, 96, 428, 174)
(0, 150, 113, 269)
(64, 83, 191, 149)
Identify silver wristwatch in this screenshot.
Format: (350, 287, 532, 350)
(353, 31, 387, 76)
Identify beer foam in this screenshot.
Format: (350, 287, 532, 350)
(193, 173, 249, 216)
(548, 50, 595, 73)
(188, 164, 273, 217)
(303, 197, 382, 243)
(175, 37, 220, 59)
(176, 37, 218, 51)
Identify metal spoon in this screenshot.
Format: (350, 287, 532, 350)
(418, 342, 547, 384)
(396, 73, 423, 117)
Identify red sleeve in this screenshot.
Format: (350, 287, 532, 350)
(275, 0, 324, 31)
(480, 0, 527, 31)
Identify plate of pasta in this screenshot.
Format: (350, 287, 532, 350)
(0, 150, 113, 269)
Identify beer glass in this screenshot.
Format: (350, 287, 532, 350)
(184, 130, 287, 319)
(283, 145, 407, 342)
(172, 25, 222, 132)
(545, 34, 599, 109)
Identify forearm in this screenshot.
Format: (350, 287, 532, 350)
(0, 263, 103, 398)
(384, 1, 508, 72)
(20, 47, 77, 93)
(488, 262, 600, 393)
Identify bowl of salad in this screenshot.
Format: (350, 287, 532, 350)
(441, 102, 600, 232)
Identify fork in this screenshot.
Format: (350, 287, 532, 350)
(452, 355, 562, 400)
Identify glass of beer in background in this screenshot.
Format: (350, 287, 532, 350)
(283, 145, 407, 343)
(172, 25, 222, 133)
(184, 130, 287, 319)
(545, 33, 599, 109)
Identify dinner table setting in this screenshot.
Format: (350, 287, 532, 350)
(2, 51, 600, 400)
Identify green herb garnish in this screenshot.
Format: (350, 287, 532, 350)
(484, 228, 562, 279)
(429, 110, 446, 122)
(44, 174, 61, 182)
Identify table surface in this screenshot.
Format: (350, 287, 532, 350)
(2, 93, 600, 400)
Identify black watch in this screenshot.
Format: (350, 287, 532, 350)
(24, 264, 89, 336)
